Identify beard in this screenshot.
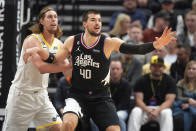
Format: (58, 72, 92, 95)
(151, 72, 162, 78)
(87, 27, 101, 37)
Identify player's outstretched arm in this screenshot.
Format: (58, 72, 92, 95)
(107, 27, 176, 56)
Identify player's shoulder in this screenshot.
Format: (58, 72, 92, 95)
(23, 33, 41, 49)
(64, 35, 75, 44)
(24, 33, 40, 44)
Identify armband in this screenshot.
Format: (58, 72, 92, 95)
(119, 42, 155, 54)
(44, 53, 55, 63)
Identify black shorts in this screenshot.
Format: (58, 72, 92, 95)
(70, 90, 120, 131)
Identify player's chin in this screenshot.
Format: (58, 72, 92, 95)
(91, 32, 100, 36)
(48, 29, 57, 34)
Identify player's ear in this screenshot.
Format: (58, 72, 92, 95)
(83, 21, 87, 28)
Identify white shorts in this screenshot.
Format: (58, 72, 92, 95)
(2, 85, 62, 131)
(63, 98, 83, 118)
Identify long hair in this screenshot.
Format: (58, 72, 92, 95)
(180, 60, 196, 91)
(28, 7, 63, 38)
(109, 13, 130, 37)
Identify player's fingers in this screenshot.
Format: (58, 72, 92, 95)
(166, 27, 172, 36)
(170, 31, 176, 37)
(155, 37, 159, 42)
(162, 26, 168, 37)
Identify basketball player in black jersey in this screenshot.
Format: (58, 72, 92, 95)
(24, 9, 176, 131)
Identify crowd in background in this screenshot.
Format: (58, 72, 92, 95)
(46, 0, 196, 131)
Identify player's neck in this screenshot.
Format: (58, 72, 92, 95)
(42, 31, 54, 45)
(83, 32, 99, 46)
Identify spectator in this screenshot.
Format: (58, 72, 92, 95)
(170, 45, 191, 83)
(121, 53, 142, 88)
(143, 10, 170, 43)
(107, 13, 131, 59)
(109, 0, 147, 29)
(178, 11, 196, 47)
(142, 47, 171, 75)
(137, 0, 152, 20)
(128, 55, 176, 131)
(164, 39, 179, 65)
(147, 0, 184, 35)
(109, 13, 131, 40)
(173, 61, 196, 131)
(109, 59, 133, 131)
(124, 23, 151, 65)
(124, 23, 143, 44)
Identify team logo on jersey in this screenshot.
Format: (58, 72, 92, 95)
(77, 41, 80, 45)
(75, 54, 99, 68)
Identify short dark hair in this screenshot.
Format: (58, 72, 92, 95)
(82, 9, 101, 22)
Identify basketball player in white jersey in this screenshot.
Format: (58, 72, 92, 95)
(2, 7, 71, 131)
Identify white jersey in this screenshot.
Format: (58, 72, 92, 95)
(12, 33, 61, 92)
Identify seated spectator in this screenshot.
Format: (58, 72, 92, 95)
(170, 45, 191, 83)
(109, 59, 133, 131)
(106, 13, 131, 59)
(143, 10, 170, 43)
(137, 0, 152, 21)
(109, 13, 131, 40)
(128, 55, 176, 131)
(147, 0, 184, 35)
(124, 23, 150, 65)
(142, 47, 171, 75)
(109, 0, 147, 29)
(124, 23, 143, 44)
(173, 61, 196, 131)
(178, 11, 196, 47)
(120, 53, 142, 87)
(164, 38, 179, 65)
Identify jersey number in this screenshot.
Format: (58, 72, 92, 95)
(80, 69, 91, 79)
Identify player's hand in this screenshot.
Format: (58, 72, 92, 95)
(153, 27, 177, 49)
(23, 47, 40, 64)
(62, 57, 73, 78)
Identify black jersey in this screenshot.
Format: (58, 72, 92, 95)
(71, 33, 110, 92)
